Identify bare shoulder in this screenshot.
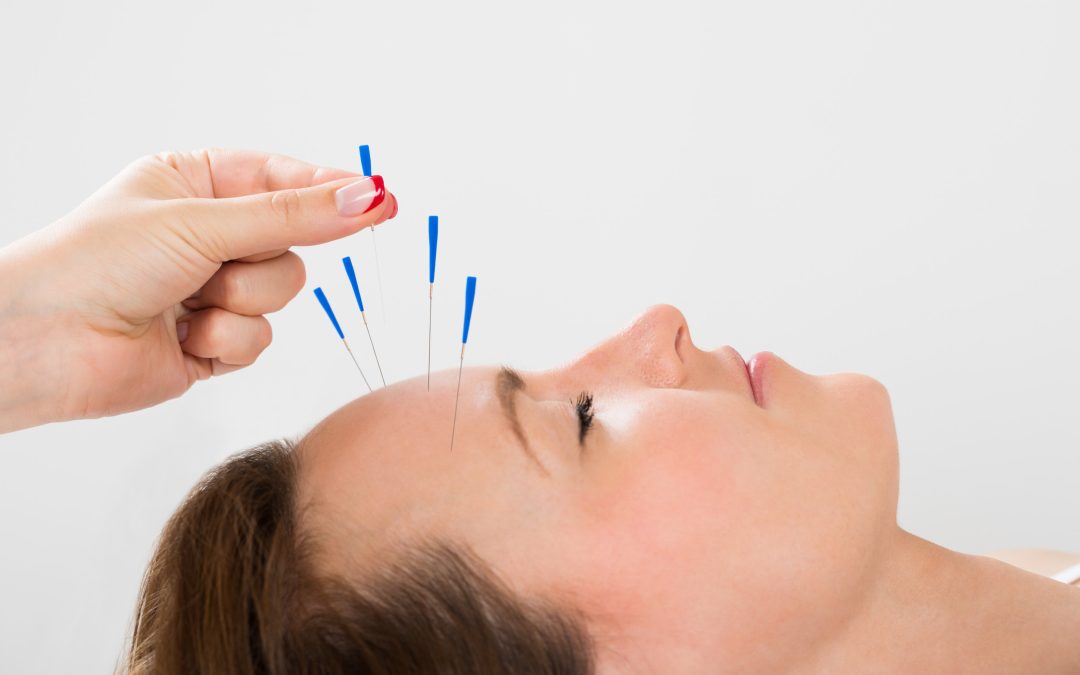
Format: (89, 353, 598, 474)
(987, 548, 1080, 581)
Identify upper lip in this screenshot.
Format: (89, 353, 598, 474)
(738, 352, 757, 406)
(716, 346, 756, 405)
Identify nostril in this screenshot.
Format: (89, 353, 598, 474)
(621, 304, 693, 388)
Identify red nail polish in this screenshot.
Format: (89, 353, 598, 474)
(361, 175, 386, 214)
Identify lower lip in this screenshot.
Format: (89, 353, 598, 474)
(747, 352, 770, 407)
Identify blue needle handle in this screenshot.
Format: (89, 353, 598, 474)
(314, 287, 344, 339)
(428, 215, 439, 284)
(358, 144, 372, 177)
(462, 276, 477, 344)
(342, 256, 364, 312)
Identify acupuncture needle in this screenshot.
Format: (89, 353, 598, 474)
(358, 144, 389, 329)
(313, 287, 372, 392)
(449, 276, 477, 452)
(427, 215, 439, 392)
(342, 255, 387, 387)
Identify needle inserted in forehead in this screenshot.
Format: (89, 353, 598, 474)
(427, 215, 439, 392)
(314, 287, 372, 392)
(343, 256, 387, 387)
(358, 144, 389, 330)
(449, 276, 477, 453)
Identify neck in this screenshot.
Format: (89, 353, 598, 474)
(806, 529, 1080, 673)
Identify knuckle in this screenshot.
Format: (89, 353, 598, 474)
(187, 147, 223, 165)
(151, 149, 181, 167)
(155, 148, 207, 170)
(123, 154, 176, 186)
(269, 189, 304, 228)
(254, 318, 273, 352)
(220, 266, 249, 305)
(282, 252, 307, 294)
(203, 309, 232, 345)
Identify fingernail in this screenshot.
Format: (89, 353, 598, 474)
(176, 321, 190, 343)
(388, 193, 398, 219)
(335, 176, 385, 217)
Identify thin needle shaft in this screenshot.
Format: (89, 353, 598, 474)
(341, 256, 386, 388)
(370, 225, 388, 329)
(449, 344, 465, 452)
(361, 312, 386, 386)
(342, 338, 373, 393)
(314, 287, 371, 393)
(449, 276, 477, 452)
(427, 283, 433, 391)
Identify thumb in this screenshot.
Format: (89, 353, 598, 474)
(182, 175, 390, 261)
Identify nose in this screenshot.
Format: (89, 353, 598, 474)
(568, 304, 690, 389)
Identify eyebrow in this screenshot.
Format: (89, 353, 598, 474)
(495, 366, 549, 476)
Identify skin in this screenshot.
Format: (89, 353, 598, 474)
(1, 154, 1076, 671)
(299, 304, 1080, 674)
(0, 149, 397, 431)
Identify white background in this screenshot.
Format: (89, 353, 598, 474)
(1, 1, 1078, 672)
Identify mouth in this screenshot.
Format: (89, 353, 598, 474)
(747, 352, 770, 407)
(717, 346, 771, 407)
(714, 346, 759, 407)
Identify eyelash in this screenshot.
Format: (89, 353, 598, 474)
(573, 391, 595, 444)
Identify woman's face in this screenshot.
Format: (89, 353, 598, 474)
(299, 305, 901, 671)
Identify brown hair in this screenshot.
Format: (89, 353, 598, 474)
(124, 440, 593, 675)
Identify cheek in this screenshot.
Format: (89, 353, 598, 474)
(563, 397, 759, 595)
(583, 393, 751, 523)
(554, 387, 901, 638)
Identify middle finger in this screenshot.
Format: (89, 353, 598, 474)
(184, 250, 306, 316)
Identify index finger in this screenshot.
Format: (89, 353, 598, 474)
(157, 148, 360, 199)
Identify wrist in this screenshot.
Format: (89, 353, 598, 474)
(0, 238, 72, 432)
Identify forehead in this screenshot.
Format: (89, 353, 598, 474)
(295, 366, 522, 541)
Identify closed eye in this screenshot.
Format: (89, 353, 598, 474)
(573, 391, 595, 445)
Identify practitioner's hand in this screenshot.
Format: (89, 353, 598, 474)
(0, 149, 398, 432)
